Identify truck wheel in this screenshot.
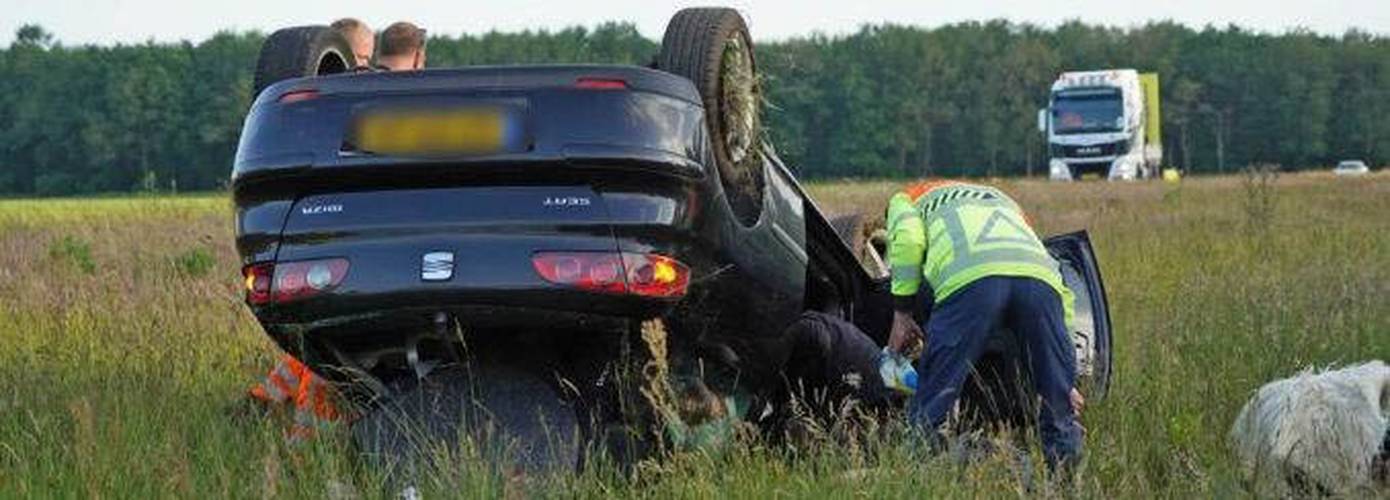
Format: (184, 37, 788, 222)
(251, 26, 354, 98)
(658, 8, 765, 226)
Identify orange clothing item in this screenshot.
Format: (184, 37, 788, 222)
(901, 179, 965, 202)
(249, 354, 342, 442)
(899, 179, 1037, 229)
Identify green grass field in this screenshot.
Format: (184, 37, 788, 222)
(1, 173, 1387, 497)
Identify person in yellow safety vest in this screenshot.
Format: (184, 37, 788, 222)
(884, 179, 1084, 470)
(248, 354, 345, 443)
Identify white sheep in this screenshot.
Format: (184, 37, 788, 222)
(1229, 360, 1389, 496)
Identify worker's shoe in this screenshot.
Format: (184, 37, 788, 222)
(1044, 451, 1083, 495)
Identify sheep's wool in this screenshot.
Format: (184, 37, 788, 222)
(1229, 360, 1389, 496)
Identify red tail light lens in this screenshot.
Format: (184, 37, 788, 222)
(241, 258, 349, 305)
(532, 252, 690, 298)
(278, 89, 319, 103)
(574, 77, 628, 90)
(621, 253, 690, 298)
(273, 259, 350, 303)
(243, 263, 274, 305)
(531, 253, 627, 294)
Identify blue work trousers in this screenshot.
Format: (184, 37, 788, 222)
(908, 276, 1082, 467)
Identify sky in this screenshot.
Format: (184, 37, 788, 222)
(2, 0, 1387, 47)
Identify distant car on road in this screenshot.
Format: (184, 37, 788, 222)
(1334, 160, 1370, 176)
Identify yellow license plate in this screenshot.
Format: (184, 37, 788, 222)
(355, 108, 505, 156)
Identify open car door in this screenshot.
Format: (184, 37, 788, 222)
(1044, 230, 1113, 399)
(820, 215, 1113, 405)
(952, 230, 1114, 427)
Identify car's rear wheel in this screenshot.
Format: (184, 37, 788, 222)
(658, 8, 765, 227)
(252, 26, 355, 98)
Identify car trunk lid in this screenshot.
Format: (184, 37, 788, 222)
(271, 184, 621, 313)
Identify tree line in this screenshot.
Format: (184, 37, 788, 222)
(1, 21, 1387, 195)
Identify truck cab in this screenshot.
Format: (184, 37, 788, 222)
(1038, 69, 1162, 180)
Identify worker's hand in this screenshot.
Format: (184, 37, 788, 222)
(1071, 387, 1087, 437)
(888, 311, 925, 355)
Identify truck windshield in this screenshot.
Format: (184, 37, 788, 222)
(1052, 89, 1123, 135)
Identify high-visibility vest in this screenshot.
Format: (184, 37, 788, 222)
(886, 181, 1073, 324)
(249, 354, 343, 443)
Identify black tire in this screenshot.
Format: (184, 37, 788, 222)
(251, 26, 354, 98)
(658, 8, 765, 226)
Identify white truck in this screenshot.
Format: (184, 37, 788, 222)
(1038, 69, 1162, 180)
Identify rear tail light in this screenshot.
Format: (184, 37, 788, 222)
(621, 253, 690, 298)
(277, 89, 320, 103)
(241, 258, 350, 305)
(243, 263, 274, 305)
(531, 253, 627, 295)
(274, 259, 350, 302)
(574, 77, 628, 90)
(532, 252, 690, 298)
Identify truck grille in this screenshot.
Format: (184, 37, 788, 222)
(1056, 140, 1125, 159)
(1070, 161, 1111, 177)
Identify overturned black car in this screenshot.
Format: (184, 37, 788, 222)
(232, 8, 1113, 468)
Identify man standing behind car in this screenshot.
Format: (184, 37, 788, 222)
(376, 22, 427, 71)
(329, 17, 374, 68)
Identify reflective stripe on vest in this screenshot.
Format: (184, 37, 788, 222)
(912, 185, 1060, 301)
(259, 362, 300, 402)
(890, 263, 921, 282)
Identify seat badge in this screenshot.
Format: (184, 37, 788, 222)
(422, 252, 454, 281)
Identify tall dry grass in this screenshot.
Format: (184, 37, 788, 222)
(0, 173, 1387, 497)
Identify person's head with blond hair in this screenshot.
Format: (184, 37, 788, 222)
(377, 21, 427, 71)
(329, 17, 374, 68)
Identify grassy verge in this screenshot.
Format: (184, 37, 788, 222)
(1, 174, 1386, 497)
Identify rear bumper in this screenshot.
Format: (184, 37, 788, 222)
(262, 300, 649, 347)
(253, 230, 695, 348)
(1050, 155, 1142, 180)
(1053, 159, 1112, 179)
(232, 66, 709, 188)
